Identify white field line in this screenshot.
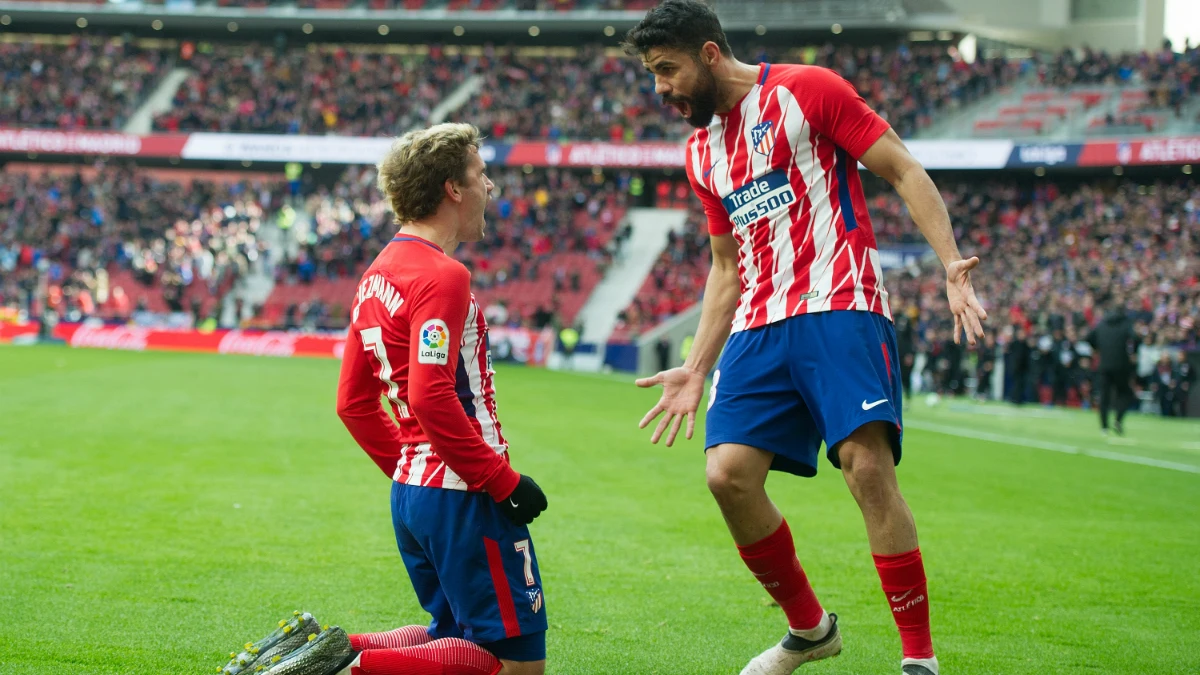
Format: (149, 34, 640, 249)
(905, 420, 1200, 475)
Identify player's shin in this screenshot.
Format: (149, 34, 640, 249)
(737, 519, 827, 635)
(347, 638, 502, 675)
(874, 548, 934, 661)
(349, 625, 433, 651)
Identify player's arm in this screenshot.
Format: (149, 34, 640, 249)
(405, 266, 522, 501)
(683, 232, 740, 375)
(336, 327, 406, 478)
(859, 130, 961, 267)
(636, 163, 738, 447)
(859, 131, 987, 345)
(799, 65, 987, 344)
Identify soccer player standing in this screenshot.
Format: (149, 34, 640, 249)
(332, 123, 549, 675)
(625, 3, 987, 675)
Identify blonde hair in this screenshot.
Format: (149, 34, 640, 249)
(376, 123, 483, 224)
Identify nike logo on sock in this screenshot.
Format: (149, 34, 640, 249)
(862, 398, 888, 410)
(890, 589, 914, 603)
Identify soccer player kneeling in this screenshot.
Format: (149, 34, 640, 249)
(329, 123, 549, 675)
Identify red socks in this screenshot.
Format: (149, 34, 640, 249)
(352, 638, 501, 675)
(874, 547, 934, 660)
(737, 519, 825, 631)
(349, 625, 433, 651)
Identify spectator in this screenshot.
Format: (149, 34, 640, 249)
(0, 36, 168, 130)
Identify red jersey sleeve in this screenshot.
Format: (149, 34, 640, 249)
(405, 266, 520, 501)
(685, 136, 734, 237)
(789, 66, 890, 159)
(336, 323, 405, 478)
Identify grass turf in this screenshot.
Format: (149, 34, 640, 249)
(1, 345, 1198, 674)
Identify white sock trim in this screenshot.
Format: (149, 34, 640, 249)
(902, 656, 939, 674)
(788, 611, 831, 641)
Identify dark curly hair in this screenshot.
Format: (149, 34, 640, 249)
(622, 0, 732, 59)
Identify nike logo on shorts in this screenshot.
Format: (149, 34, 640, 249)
(509, 498, 520, 508)
(862, 398, 888, 410)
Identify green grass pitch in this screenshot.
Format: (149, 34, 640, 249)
(2, 345, 1199, 674)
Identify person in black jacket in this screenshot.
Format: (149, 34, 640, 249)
(895, 310, 916, 403)
(1087, 298, 1137, 435)
(1007, 325, 1032, 405)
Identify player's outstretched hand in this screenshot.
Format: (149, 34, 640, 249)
(946, 256, 988, 346)
(497, 474, 548, 526)
(635, 366, 707, 447)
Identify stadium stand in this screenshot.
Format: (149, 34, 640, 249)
(450, 41, 1022, 140)
(0, 36, 169, 130)
(259, 166, 629, 328)
(972, 44, 1199, 137)
(0, 163, 283, 322)
(616, 178, 1200, 357)
(153, 43, 473, 135)
(5, 32, 1185, 141)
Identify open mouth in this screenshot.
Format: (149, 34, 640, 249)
(667, 97, 696, 118)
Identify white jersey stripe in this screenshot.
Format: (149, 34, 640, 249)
(404, 446, 429, 487)
(852, 248, 870, 311)
(805, 136, 840, 314)
(764, 89, 804, 324)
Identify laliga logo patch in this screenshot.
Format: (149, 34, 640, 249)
(751, 120, 775, 156)
(418, 319, 450, 365)
(527, 589, 543, 614)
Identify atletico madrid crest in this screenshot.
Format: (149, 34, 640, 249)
(751, 120, 775, 156)
(527, 589, 543, 614)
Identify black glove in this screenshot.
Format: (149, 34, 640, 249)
(496, 474, 548, 526)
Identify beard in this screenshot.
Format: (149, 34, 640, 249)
(662, 66, 719, 129)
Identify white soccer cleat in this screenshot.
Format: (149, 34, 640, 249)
(738, 613, 842, 675)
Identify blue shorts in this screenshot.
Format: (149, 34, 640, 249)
(391, 482, 547, 662)
(705, 311, 903, 477)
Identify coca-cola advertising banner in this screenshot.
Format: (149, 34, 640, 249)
(0, 322, 554, 366)
(57, 323, 349, 358)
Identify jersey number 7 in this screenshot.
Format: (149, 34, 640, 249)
(360, 326, 410, 418)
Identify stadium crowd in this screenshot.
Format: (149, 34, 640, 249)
(0, 36, 169, 130)
(2, 161, 1195, 413)
(153, 43, 472, 136)
(1039, 42, 1200, 113)
(0, 164, 281, 325)
(5, 32, 1196, 143)
(266, 164, 631, 328)
(450, 40, 1024, 141)
(618, 177, 1199, 413)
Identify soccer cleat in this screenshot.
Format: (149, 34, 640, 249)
(738, 613, 842, 675)
(902, 656, 939, 675)
(221, 611, 321, 675)
(260, 626, 354, 675)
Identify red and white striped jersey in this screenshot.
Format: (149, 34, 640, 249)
(685, 62, 894, 334)
(336, 235, 519, 499)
